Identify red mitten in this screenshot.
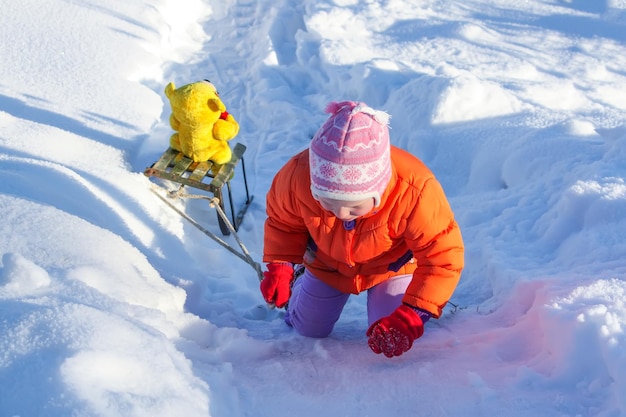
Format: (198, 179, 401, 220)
(259, 262, 294, 308)
(366, 305, 425, 358)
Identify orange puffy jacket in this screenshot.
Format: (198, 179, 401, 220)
(263, 146, 464, 318)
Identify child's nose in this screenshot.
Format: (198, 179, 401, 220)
(334, 207, 351, 220)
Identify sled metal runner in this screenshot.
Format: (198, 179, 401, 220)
(144, 143, 263, 282)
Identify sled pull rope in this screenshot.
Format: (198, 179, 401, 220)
(150, 184, 264, 282)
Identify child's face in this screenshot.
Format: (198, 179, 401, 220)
(317, 197, 375, 221)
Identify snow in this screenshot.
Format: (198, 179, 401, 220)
(1, 0, 625, 415)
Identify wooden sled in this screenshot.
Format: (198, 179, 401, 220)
(143, 143, 253, 236)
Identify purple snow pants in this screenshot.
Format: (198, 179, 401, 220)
(284, 268, 413, 338)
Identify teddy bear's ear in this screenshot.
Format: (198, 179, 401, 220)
(164, 82, 176, 97)
(207, 97, 225, 113)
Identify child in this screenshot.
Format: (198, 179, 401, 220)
(261, 101, 464, 358)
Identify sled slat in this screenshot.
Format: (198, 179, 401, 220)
(152, 147, 178, 171)
(170, 156, 193, 177)
(189, 161, 214, 183)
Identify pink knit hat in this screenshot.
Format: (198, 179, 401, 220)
(309, 101, 392, 207)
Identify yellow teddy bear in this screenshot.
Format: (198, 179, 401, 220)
(165, 80, 240, 164)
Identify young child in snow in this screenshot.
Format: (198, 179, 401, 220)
(260, 101, 464, 358)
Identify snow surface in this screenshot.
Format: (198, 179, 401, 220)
(1, 0, 626, 416)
